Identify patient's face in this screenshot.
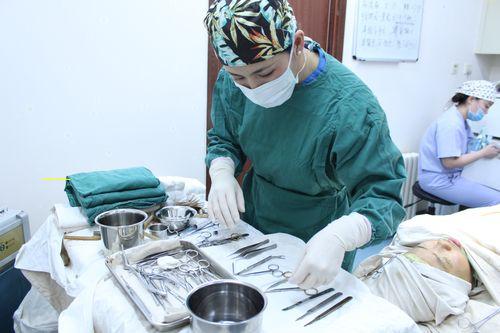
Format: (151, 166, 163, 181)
(408, 239, 472, 283)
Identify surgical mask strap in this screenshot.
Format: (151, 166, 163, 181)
(290, 47, 308, 83)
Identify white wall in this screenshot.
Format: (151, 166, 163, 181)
(342, 0, 492, 153)
(0, 1, 208, 232)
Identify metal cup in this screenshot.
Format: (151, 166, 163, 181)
(147, 223, 168, 239)
(186, 280, 267, 333)
(95, 209, 147, 254)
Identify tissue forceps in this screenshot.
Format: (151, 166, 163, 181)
(295, 292, 342, 321)
(303, 296, 353, 327)
(228, 239, 270, 257)
(233, 243, 278, 260)
(197, 232, 249, 248)
(459, 307, 500, 333)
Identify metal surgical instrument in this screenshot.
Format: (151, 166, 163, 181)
(265, 270, 293, 290)
(459, 307, 500, 333)
(266, 287, 319, 296)
(303, 296, 353, 327)
(228, 239, 270, 257)
(235, 243, 278, 260)
(282, 288, 335, 311)
(239, 264, 284, 277)
(295, 292, 343, 321)
(235, 255, 285, 275)
(197, 233, 249, 248)
(180, 221, 218, 238)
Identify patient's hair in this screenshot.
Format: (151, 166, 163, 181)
(451, 93, 471, 106)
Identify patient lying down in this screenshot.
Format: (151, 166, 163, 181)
(357, 238, 474, 326)
(354, 203, 500, 333)
(407, 238, 471, 283)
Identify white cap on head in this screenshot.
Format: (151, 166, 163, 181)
(456, 80, 496, 102)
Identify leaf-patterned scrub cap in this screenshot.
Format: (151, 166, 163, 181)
(204, 0, 297, 67)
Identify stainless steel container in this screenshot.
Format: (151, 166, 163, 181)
(147, 223, 168, 239)
(155, 206, 197, 233)
(95, 209, 147, 254)
(186, 280, 267, 333)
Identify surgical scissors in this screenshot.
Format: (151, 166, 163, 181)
(265, 270, 294, 290)
(264, 269, 319, 296)
(282, 288, 335, 311)
(235, 255, 285, 275)
(239, 264, 284, 277)
(266, 287, 319, 296)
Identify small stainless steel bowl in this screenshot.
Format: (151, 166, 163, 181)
(155, 206, 197, 233)
(95, 209, 147, 254)
(147, 223, 168, 239)
(186, 280, 267, 333)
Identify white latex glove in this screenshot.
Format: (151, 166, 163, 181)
(289, 212, 372, 289)
(208, 157, 245, 228)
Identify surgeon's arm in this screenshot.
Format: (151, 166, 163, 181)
(206, 70, 247, 174)
(333, 103, 406, 247)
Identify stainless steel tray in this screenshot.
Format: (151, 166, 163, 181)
(105, 240, 234, 331)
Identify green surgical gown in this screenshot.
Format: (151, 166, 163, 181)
(206, 48, 406, 271)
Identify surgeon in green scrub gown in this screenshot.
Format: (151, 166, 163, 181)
(204, 0, 406, 289)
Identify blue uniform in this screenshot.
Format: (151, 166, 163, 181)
(418, 107, 500, 207)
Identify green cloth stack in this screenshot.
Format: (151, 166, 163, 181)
(65, 167, 166, 224)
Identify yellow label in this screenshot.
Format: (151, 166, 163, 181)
(0, 224, 24, 262)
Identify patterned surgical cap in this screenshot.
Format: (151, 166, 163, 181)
(456, 80, 496, 102)
(204, 0, 297, 67)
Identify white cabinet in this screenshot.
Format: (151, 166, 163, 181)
(476, 0, 500, 54)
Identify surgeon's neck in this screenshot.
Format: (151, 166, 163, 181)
(297, 49, 320, 83)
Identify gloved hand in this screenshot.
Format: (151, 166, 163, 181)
(208, 157, 245, 228)
(289, 212, 372, 289)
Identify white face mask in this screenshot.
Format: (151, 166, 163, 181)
(234, 48, 307, 108)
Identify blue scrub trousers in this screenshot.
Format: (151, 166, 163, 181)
(420, 172, 500, 208)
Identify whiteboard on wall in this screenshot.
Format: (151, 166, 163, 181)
(352, 0, 424, 62)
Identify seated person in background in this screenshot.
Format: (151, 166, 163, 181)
(418, 80, 500, 208)
(355, 205, 500, 333)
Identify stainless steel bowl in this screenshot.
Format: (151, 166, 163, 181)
(155, 206, 197, 233)
(147, 223, 168, 239)
(95, 209, 147, 254)
(186, 280, 267, 333)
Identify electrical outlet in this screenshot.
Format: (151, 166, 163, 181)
(463, 63, 473, 76)
(451, 63, 459, 75)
